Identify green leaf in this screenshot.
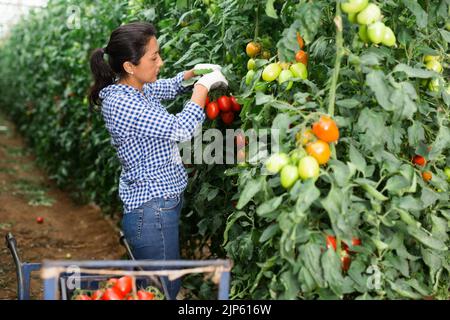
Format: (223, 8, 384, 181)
(300, 243, 325, 287)
(439, 29, 450, 43)
(222, 211, 248, 246)
(259, 224, 279, 243)
(256, 196, 284, 217)
(401, 0, 428, 29)
(237, 177, 264, 209)
(355, 178, 388, 201)
(406, 226, 448, 251)
(265, 0, 278, 19)
(393, 64, 436, 79)
(349, 144, 367, 174)
(366, 70, 393, 111)
(321, 249, 344, 297)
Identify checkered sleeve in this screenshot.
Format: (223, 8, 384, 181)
(143, 72, 189, 100)
(133, 100, 205, 142)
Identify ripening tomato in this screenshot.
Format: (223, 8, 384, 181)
(306, 140, 331, 165)
(245, 70, 255, 86)
(341, 250, 351, 272)
(312, 117, 340, 143)
(296, 129, 315, 146)
(221, 112, 235, 125)
(352, 238, 362, 246)
(295, 50, 308, 65)
(206, 102, 220, 120)
(297, 156, 320, 180)
(217, 96, 232, 112)
(230, 96, 241, 112)
(262, 63, 282, 82)
(236, 133, 246, 149)
(356, 3, 381, 25)
(237, 149, 246, 163)
(280, 165, 299, 189)
(367, 22, 386, 45)
(265, 153, 289, 174)
(422, 171, 432, 182)
(246, 42, 261, 58)
(261, 50, 271, 60)
(341, 0, 369, 14)
(412, 155, 426, 167)
(424, 55, 439, 63)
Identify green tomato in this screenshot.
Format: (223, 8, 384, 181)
(341, 0, 369, 14)
(280, 165, 299, 189)
(348, 12, 358, 24)
(426, 60, 443, 73)
(278, 70, 294, 91)
(265, 153, 289, 174)
(262, 63, 282, 82)
(290, 149, 305, 165)
(247, 59, 256, 71)
(357, 3, 381, 25)
(444, 167, 450, 181)
(254, 81, 268, 93)
(298, 156, 320, 181)
(381, 26, 396, 47)
(367, 22, 386, 44)
(446, 22, 450, 31)
(245, 70, 255, 85)
(289, 63, 308, 80)
(428, 78, 440, 92)
(358, 25, 369, 43)
(424, 55, 439, 63)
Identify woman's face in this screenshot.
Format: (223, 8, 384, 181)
(130, 36, 164, 83)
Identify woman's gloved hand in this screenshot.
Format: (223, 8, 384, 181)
(195, 70, 228, 91)
(193, 63, 222, 72)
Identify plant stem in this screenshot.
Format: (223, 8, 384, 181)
(255, 1, 260, 41)
(328, 1, 344, 117)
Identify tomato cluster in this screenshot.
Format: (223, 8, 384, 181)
(326, 236, 362, 272)
(423, 55, 448, 93)
(71, 276, 162, 301)
(206, 95, 241, 126)
(265, 117, 340, 189)
(341, 1, 396, 47)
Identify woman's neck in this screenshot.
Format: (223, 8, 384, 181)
(118, 77, 144, 92)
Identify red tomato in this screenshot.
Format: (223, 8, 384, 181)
(341, 250, 351, 272)
(326, 236, 337, 251)
(221, 112, 235, 125)
(102, 287, 124, 300)
(205, 96, 210, 105)
(352, 238, 362, 246)
(116, 276, 133, 295)
(36, 217, 44, 224)
(312, 116, 339, 143)
(74, 294, 92, 300)
(91, 289, 104, 300)
(206, 102, 220, 120)
(412, 155, 426, 167)
(217, 96, 232, 112)
(137, 290, 155, 300)
(230, 96, 241, 112)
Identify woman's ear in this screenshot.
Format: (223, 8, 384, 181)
(122, 61, 135, 75)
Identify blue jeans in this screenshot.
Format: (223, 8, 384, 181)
(121, 194, 183, 300)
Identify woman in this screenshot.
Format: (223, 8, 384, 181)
(88, 22, 228, 300)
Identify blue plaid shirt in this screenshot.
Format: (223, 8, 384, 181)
(99, 72, 205, 213)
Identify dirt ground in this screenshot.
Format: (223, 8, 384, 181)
(0, 113, 126, 300)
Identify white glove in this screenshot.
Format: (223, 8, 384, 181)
(195, 70, 228, 91)
(194, 63, 222, 72)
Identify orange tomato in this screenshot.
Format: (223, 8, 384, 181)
(312, 117, 340, 143)
(296, 32, 305, 50)
(306, 140, 331, 165)
(246, 42, 261, 58)
(295, 50, 308, 65)
(422, 171, 432, 182)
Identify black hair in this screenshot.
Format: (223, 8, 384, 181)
(88, 22, 157, 110)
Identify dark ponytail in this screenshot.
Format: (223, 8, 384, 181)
(88, 22, 157, 111)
